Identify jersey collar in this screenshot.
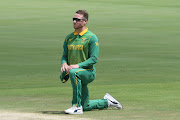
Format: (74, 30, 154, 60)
(74, 28, 88, 36)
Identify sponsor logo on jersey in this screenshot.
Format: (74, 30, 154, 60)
(68, 45, 83, 50)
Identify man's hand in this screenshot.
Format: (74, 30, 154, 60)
(61, 63, 69, 73)
(66, 64, 79, 73)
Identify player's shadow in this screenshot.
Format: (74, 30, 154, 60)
(39, 111, 65, 114)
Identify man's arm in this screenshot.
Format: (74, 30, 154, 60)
(78, 35, 99, 68)
(61, 38, 69, 73)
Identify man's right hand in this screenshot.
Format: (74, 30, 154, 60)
(61, 63, 69, 73)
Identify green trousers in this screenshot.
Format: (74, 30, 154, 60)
(69, 68, 108, 111)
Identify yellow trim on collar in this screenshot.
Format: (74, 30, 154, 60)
(74, 28, 88, 36)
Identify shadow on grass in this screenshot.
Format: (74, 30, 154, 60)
(39, 108, 117, 115)
(39, 111, 65, 114)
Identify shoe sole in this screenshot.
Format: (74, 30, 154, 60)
(64, 110, 83, 114)
(64, 111, 83, 114)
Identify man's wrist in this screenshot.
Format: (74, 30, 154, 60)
(77, 63, 82, 68)
(62, 62, 67, 65)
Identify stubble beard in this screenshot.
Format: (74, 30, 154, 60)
(74, 23, 83, 30)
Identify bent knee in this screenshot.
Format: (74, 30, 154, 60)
(83, 106, 92, 111)
(69, 68, 80, 77)
(69, 69, 76, 75)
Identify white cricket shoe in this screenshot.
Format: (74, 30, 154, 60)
(104, 93, 123, 109)
(64, 105, 83, 114)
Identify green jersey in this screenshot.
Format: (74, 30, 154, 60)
(61, 28, 99, 71)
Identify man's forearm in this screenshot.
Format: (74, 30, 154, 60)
(78, 56, 97, 68)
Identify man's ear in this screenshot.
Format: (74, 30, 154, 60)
(84, 20, 88, 25)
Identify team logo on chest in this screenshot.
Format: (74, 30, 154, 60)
(81, 37, 86, 43)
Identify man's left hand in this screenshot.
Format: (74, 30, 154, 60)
(67, 64, 79, 73)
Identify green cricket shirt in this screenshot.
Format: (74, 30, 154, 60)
(61, 28, 99, 71)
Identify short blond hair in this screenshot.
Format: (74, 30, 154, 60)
(76, 10, 88, 21)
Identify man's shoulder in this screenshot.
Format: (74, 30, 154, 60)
(87, 30, 94, 35)
(85, 30, 97, 38)
(66, 32, 74, 38)
(64, 32, 75, 42)
(85, 30, 98, 43)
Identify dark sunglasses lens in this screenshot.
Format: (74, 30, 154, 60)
(73, 18, 76, 21)
(73, 18, 81, 21)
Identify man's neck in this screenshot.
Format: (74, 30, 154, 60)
(75, 26, 86, 34)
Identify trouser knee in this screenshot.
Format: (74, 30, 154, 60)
(69, 69, 81, 85)
(69, 69, 78, 80)
(83, 106, 91, 111)
(69, 69, 76, 77)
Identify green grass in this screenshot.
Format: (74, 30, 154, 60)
(0, 0, 180, 120)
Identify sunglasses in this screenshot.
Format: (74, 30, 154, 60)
(73, 18, 86, 22)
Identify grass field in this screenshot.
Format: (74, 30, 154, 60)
(0, 0, 180, 119)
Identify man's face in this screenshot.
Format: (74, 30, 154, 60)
(73, 13, 87, 29)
